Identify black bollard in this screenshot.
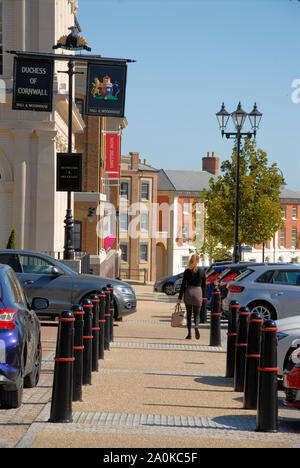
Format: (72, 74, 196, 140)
(243, 311, 263, 409)
(82, 298, 93, 385)
(200, 297, 207, 323)
(225, 300, 240, 378)
(234, 306, 250, 392)
(256, 319, 279, 433)
(209, 287, 221, 347)
(103, 287, 111, 351)
(49, 310, 75, 423)
(90, 293, 100, 372)
(107, 284, 114, 343)
(72, 304, 84, 402)
(98, 290, 106, 360)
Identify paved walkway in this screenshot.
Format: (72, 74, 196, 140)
(1, 285, 300, 448)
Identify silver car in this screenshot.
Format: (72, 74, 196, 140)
(277, 315, 300, 378)
(222, 263, 300, 321)
(0, 249, 136, 319)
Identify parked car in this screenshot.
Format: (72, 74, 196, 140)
(215, 263, 265, 303)
(222, 263, 300, 321)
(0, 250, 136, 319)
(205, 264, 230, 308)
(283, 348, 300, 408)
(154, 272, 184, 295)
(277, 315, 300, 380)
(0, 264, 48, 408)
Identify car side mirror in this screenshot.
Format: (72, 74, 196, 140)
(31, 297, 49, 310)
(51, 266, 63, 276)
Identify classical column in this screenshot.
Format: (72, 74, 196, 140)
(11, 129, 33, 249)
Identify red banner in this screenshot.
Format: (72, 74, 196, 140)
(105, 133, 120, 178)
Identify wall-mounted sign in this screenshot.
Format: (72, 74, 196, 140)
(86, 63, 127, 117)
(105, 133, 120, 179)
(12, 57, 54, 112)
(57, 153, 83, 192)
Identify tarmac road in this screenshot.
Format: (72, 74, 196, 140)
(0, 284, 300, 449)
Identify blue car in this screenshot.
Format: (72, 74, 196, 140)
(154, 272, 184, 295)
(0, 264, 48, 408)
(205, 264, 230, 308)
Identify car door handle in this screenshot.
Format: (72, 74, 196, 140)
(24, 280, 34, 285)
(274, 292, 284, 296)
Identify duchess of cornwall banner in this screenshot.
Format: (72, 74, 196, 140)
(86, 63, 127, 117)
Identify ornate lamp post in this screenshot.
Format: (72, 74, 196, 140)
(53, 27, 91, 259)
(216, 102, 262, 263)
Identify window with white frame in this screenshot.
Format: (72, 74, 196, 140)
(281, 206, 286, 219)
(183, 199, 190, 214)
(292, 206, 298, 219)
(140, 243, 148, 262)
(181, 256, 189, 269)
(280, 229, 285, 248)
(183, 223, 189, 244)
(140, 211, 149, 231)
(292, 228, 297, 249)
(120, 181, 130, 201)
(119, 212, 128, 231)
(140, 181, 150, 201)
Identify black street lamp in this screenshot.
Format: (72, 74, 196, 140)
(54, 27, 90, 260)
(216, 102, 262, 263)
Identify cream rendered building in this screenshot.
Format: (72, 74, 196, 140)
(0, 0, 84, 251)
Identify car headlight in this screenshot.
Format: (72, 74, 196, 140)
(117, 286, 134, 295)
(277, 332, 289, 342)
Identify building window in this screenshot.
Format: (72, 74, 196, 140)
(281, 206, 286, 219)
(141, 181, 150, 201)
(119, 212, 128, 231)
(74, 221, 82, 251)
(183, 223, 189, 244)
(181, 256, 189, 269)
(120, 181, 130, 201)
(292, 228, 297, 249)
(183, 199, 189, 214)
(140, 211, 149, 231)
(75, 98, 84, 118)
(292, 206, 298, 219)
(140, 243, 148, 262)
(280, 229, 285, 248)
(120, 243, 129, 263)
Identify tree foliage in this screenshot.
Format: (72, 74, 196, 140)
(6, 229, 17, 249)
(203, 138, 284, 249)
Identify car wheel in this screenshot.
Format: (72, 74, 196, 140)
(0, 378, 24, 409)
(163, 282, 175, 295)
(24, 338, 42, 388)
(249, 301, 277, 320)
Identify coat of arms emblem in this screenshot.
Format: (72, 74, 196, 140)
(91, 75, 120, 101)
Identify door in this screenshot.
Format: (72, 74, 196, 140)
(271, 269, 300, 318)
(16, 254, 73, 314)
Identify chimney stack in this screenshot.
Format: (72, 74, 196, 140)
(202, 152, 219, 175)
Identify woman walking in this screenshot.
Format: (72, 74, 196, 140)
(178, 254, 206, 340)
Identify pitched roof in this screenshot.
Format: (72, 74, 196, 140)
(279, 187, 300, 201)
(158, 169, 217, 193)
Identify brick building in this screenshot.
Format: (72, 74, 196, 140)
(119, 152, 158, 282)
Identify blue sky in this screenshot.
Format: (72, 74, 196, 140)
(77, 0, 300, 191)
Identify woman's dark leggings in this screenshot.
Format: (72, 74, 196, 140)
(185, 305, 200, 331)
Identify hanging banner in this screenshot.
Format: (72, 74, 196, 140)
(86, 62, 127, 117)
(12, 57, 54, 111)
(105, 133, 120, 179)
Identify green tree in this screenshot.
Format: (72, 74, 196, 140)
(6, 229, 17, 249)
(203, 138, 284, 250)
